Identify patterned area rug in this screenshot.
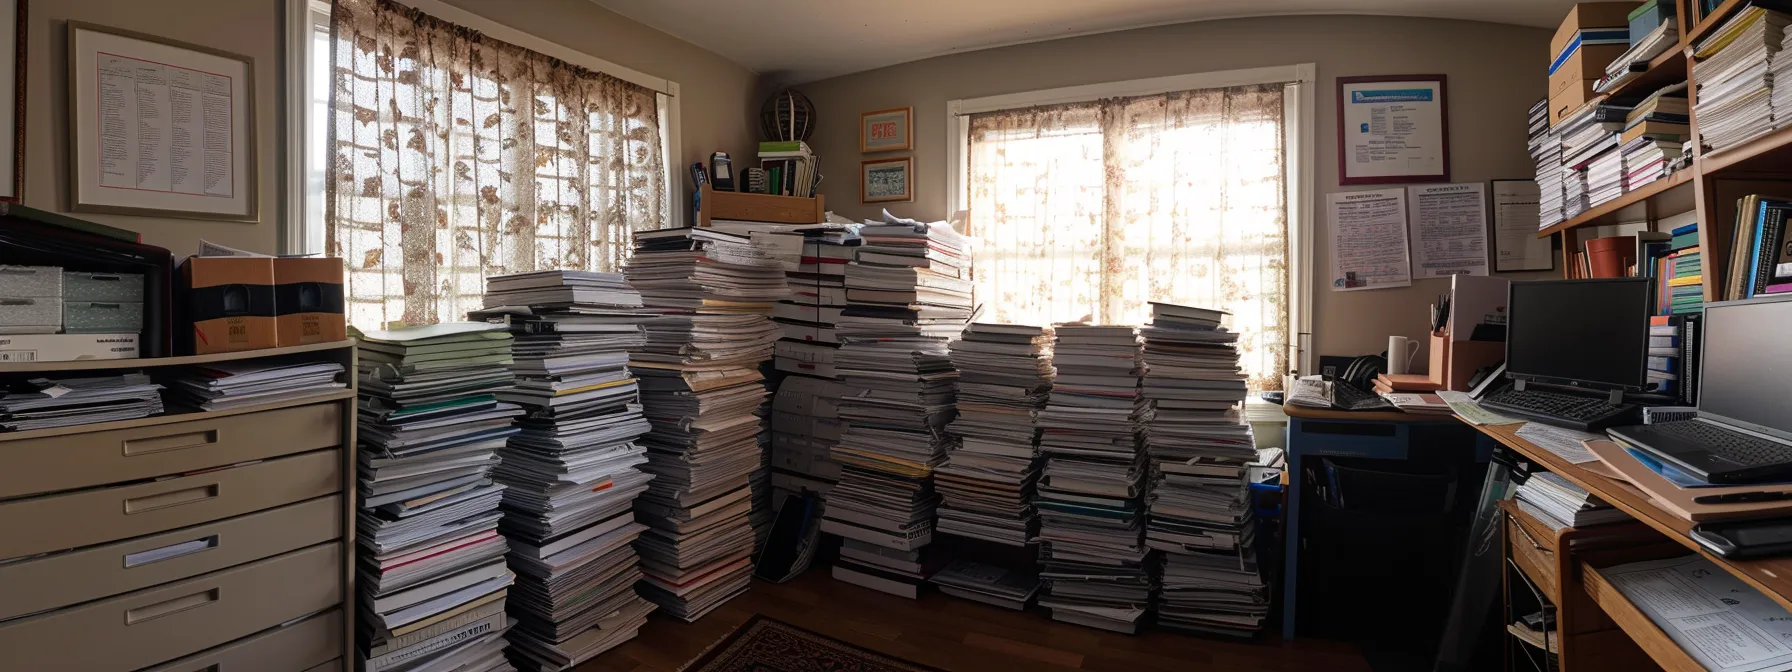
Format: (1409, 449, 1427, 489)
(681, 615, 945, 672)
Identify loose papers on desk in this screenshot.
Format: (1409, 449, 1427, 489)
(1603, 556, 1792, 672)
(1515, 422, 1601, 464)
(1436, 390, 1521, 426)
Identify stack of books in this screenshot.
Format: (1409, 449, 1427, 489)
(1035, 324, 1152, 634)
(769, 231, 859, 504)
(354, 322, 523, 672)
(474, 271, 659, 670)
(1135, 303, 1265, 638)
(1621, 85, 1690, 192)
(824, 217, 973, 598)
(757, 140, 818, 197)
(1691, 7, 1791, 153)
(1514, 472, 1631, 531)
(622, 227, 789, 622)
(1722, 195, 1792, 299)
(936, 322, 1055, 549)
(1527, 100, 1564, 229)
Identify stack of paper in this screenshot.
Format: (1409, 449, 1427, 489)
(623, 227, 788, 622)
(823, 217, 972, 598)
(937, 322, 1054, 548)
(1622, 85, 1691, 192)
(929, 558, 1040, 611)
(354, 322, 522, 672)
(167, 360, 346, 411)
(0, 373, 163, 431)
(475, 271, 659, 671)
(1034, 324, 1151, 634)
(1585, 148, 1626, 206)
(1527, 99, 1563, 229)
(767, 228, 861, 513)
(1692, 7, 1791, 152)
(1136, 303, 1265, 637)
(1595, 19, 1680, 93)
(1515, 471, 1632, 529)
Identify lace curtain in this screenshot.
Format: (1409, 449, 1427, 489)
(328, 0, 665, 327)
(967, 83, 1289, 390)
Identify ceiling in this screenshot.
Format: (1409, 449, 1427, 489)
(591, 0, 1578, 83)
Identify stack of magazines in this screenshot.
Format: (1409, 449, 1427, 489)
(1692, 6, 1790, 152)
(168, 360, 346, 411)
(936, 322, 1054, 548)
(0, 373, 163, 431)
(1527, 99, 1563, 229)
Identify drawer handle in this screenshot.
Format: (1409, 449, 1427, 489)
(125, 588, 219, 625)
(124, 535, 219, 568)
(1513, 520, 1554, 555)
(124, 484, 220, 514)
(123, 429, 220, 456)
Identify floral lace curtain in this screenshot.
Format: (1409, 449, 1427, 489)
(968, 83, 1289, 390)
(328, 0, 665, 327)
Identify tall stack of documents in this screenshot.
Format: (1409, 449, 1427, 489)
(167, 360, 347, 411)
(1692, 7, 1791, 152)
(1528, 99, 1564, 229)
(823, 216, 973, 598)
(623, 227, 787, 622)
(937, 322, 1054, 548)
(769, 229, 859, 510)
(474, 271, 658, 670)
(0, 373, 163, 431)
(1035, 324, 1152, 634)
(354, 322, 523, 672)
(1137, 303, 1266, 638)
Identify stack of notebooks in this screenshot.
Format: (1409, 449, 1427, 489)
(1514, 471, 1631, 531)
(1558, 99, 1628, 210)
(1721, 195, 1792, 300)
(936, 322, 1055, 549)
(354, 322, 522, 672)
(824, 217, 973, 598)
(1034, 324, 1152, 634)
(167, 360, 347, 411)
(769, 230, 859, 503)
(623, 227, 788, 622)
(1691, 7, 1790, 153)
(1527, 99, 1564, 229)
(1371, 373, 1444, 396)
(1621, 85, 1691, 192)
(0, 373, 163, 431)
(1585, 146, 1626, 207)
(1135, 303, 1265, 638)
(475, 270, 659, 671)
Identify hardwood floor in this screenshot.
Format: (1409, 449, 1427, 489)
(574, 571, 1371, 672)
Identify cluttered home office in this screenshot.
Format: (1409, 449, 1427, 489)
(4, 0, 1791, 671)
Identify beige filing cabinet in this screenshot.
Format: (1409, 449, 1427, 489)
(0, 341, 358, 671)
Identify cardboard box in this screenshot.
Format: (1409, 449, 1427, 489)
(1550, 84, 1603, 126)
(1549, 42, 1629, 101)
(178, 257, 275, 355)
(273, 258, 346, 346)
(0, 333, 138, 362)
(1551, 3, 1640, 59)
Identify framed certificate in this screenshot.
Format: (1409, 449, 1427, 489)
(1337, 75, 1449, 185)
(68, 22, 257, 221)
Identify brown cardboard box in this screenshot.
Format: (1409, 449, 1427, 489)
(1550, 87, 1604, 127)
(1551, 2, 1641, 59)
(273, 258, 346, 346)
(178, 257, 275, 355)
(1549, 42, 1629, 100)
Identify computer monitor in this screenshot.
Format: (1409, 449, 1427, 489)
(1505, 278, 1651, 392)
(1698, 295, 1792, 441)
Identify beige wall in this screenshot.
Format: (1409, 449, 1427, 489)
(22, 0, 756, 256)
(798, 15, 1561, 365)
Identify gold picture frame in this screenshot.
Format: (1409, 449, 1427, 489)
(860, 106, 912, 153)
(861, 157, 912, 204)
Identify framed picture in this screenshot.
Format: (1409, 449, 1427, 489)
(68, 22, 257, 221)
(0, 0, 26, 203)
(860, 107, 912, 153)
(1337, 74, 1449, 185)
(862, 157, 913, 204)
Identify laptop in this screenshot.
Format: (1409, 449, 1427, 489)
(1610, 295, 1792, 484)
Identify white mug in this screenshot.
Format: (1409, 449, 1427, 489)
(1388, 335, 1420, 375)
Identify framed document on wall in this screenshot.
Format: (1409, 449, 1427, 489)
(1337, 74, 1449, 185)
(68, 22, 257, 221)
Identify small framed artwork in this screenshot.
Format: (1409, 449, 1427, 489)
(1337, 74, 1449, 185)
(862, 157, 913, 204)
(860, 106, 912, 153)
(68, 22, 258, 221)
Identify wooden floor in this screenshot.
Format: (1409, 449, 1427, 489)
(575, 571, 1371, 672)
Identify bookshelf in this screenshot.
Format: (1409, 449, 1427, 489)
(698, 184, 826, 227)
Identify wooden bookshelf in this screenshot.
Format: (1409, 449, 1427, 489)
(1685, 0, 1748, 44)
(698, 184, 825, 227)
(1539, 169, 1696, 237)
(1599, 48, 1688, 103)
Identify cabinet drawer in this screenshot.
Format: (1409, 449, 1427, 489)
(0, 402, 342, 498)
(139, 609, 341, 672)
(0, 495, 341, 620)
(0, 542, 342, 672)
(1507, 513, 1560, 601)
(0, 449, 340, 560)
(302, 660, 343, 672)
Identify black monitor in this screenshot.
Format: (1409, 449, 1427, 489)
(1699, 295, 1792, 441)
(1505, 278, 1651, 392)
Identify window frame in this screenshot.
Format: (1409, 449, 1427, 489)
(944, 63, 1317, 378)
(281, 0, 684, 256)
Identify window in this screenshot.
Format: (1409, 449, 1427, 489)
(948, 66, 1314, 390)
(286, 0, 680, 327)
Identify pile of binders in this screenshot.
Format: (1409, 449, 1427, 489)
(1137, 302, 1267, 638)
(354, 322, 522, 672)
(475, 270, 660, 670)
(1034, 324, 1152, 634)
(936, 322, 1055, 549)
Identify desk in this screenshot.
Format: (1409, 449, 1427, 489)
(1279, 404, 1496, 640)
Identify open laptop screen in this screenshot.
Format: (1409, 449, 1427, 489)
(1701, 296, 1792, 440)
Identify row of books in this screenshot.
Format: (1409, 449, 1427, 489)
(1721, 195, 1792, 300)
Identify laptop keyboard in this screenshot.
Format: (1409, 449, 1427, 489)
(1651, 421, 1792, 467)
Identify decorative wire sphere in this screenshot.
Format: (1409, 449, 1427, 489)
(761, 89, 816, 142)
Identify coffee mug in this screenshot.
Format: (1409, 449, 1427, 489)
(1388, 335, 1420, 375)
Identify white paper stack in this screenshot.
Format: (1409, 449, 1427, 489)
(1527, 100, 1563, 229)
(937, 323, 1054, 548)
(768, 227, 861, 513)
(1034, 324, 1151, 634)
(0, 373, 163, 431)
(1693, 7, 1791, 152)
(1621, 136, 1683, 191)
(1137, 302, 1266, 638)
(167, 360, 347, 411)
(623, 227, 788, 622)
(355, 322, 522, 672)
(1586, 149, 1626, 207)
(474, 270, 659, 671)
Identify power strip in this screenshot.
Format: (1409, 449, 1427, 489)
(1644, 406, 1699, 425)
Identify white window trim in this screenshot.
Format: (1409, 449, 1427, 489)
(944, 63, 1317, 377)
(281, 0, 685, 254)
